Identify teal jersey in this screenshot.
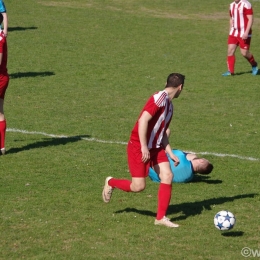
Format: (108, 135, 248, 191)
(148, 149, 194, 183)
(0, 1, 6, 13)
(0, 1, 6, 30)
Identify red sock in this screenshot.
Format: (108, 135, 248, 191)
(246, 55, 257, 67)
(0, 119, 6, 149)
(227, 55, 235, 74)
(108, 178, 132, 192)
(156, 183, 172, 220)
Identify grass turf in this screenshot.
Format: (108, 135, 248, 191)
(0, 0, 260, 259)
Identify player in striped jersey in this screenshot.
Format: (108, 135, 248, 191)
(102, 73, 185, 228)
(0, 13, 8, 155)
(222, 0, 258, 76)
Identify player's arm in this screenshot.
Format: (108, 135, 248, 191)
(242, 14, 253, 40)
(229, 17, 233, 31)
(138, 111, 152, 163)
(228, 7, 233, 32)
(2, 12, 7, 36)
(162, 133, 179, 166)
(186, 153, 198, 161)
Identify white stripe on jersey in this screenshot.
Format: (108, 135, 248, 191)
(147, 102, 168, 148)
(147, 90, 173, 148)
(230, 0, 252, 37)
(154, 91, 167, 107)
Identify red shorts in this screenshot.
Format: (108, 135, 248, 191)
(0, 74, 9, 99)
(228, 35, 251, 50)
(127, 141, 169, 178)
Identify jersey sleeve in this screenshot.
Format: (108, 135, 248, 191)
(143, 95, 161, 117)
(243, 0, 253, 15)
(143, 91, 168, 117)
(244, 7, 253, 15)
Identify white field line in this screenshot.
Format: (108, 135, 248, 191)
(7, 128, 259, 161)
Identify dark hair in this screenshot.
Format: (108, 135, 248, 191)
(0, 13, 3, 25)
(195, 158, 214, 175)
(166, 73, 185, 88)
(200, 162, 213, 175)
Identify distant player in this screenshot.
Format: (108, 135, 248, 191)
(149, 149, 213, 183)
(0, 13, 9, 155)
(222, 0, 258, 76)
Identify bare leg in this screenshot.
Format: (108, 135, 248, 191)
(0, 98, 4, 121)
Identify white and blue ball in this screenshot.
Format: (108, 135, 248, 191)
(214, 210, 236, 231)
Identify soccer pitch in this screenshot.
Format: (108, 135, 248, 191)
(1, 1, 260, 259)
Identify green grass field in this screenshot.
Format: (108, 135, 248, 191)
(1, 0, 260, 259)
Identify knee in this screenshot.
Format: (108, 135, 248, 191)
(240, 50, 249, 58)
(130, 182, 146, 192)
(241, 52, 247, 58)
(159, 171, 173, 184)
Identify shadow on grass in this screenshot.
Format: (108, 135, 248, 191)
(192, 175, 222, 184)
(234, 70, 260, 76)
(7, 135, 90, 154)
(9, 71, 55, 79)
(221, 231, 244, 237)
(9, 26, 38, 32)
(114, 193, 258, 221)
(233, 70, 251, 76)
(169, 193, 257, 221)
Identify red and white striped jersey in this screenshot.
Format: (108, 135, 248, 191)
(0, 32, 7, 75)
(229, 0, 253, 37)
(130, 90, 173, 149)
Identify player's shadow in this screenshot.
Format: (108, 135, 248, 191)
(114, 193, 257, 221)
(168, 193, 257, 221)
(234, 70, 260, 76)
(192, 175, 222, 184)
(9, 71, 55, 79)
(7, 135, 90, 154)
(8, 26, 38, 32)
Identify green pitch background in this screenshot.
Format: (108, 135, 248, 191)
(1, 1, 259, 259)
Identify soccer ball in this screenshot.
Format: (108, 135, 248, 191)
(214, 210, 236, 231)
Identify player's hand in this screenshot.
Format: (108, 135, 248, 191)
(141, 146, 150, 163)
(242, 33, 248, 40)
(170, 154, 180, 166)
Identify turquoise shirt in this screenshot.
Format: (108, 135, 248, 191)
(0, 1, 6, 13)
(0, 1, 6, 30)
(148, 149, 194, 183)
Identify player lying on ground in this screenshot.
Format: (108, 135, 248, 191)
(149, 149, 213, 183)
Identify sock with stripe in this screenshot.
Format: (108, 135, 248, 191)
(246, 55, 257, 67)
